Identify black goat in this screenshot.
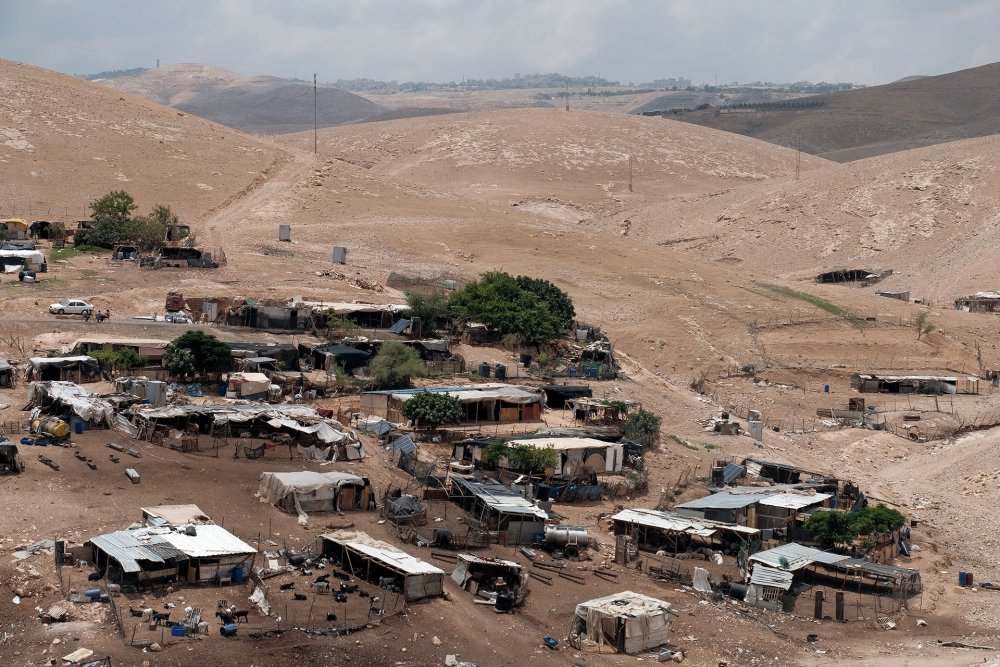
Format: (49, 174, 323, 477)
(332, 571, 351, 581)
(326, 613, 337, 622)
(233, 610, 249, 623)
(128, 607, 145, 618)
(293, 593, 307, 601)
(339, 583, 358, 594)
(333, 593, 348, 603)
(279, 582, 295, 590)
(314, 574, 330, 584)
(88, 572, 103, 581)
(215, 610, 233, 624)
(358, 591, 370, 599)
(152, 612, 170, 625)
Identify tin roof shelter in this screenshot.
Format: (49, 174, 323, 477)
(361, 383, 542, 424)
(449, 475, 549, 545)
(321, 530, 444, 601)
(258, 471, 374, 518)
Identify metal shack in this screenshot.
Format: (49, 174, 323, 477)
(321, 530, 444, 601)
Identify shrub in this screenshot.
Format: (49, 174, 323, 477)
(368, 342, 427, 389)
(400, 391, 463, 430)
(170, 330, 231, 374)
(623, 409, 662, 444)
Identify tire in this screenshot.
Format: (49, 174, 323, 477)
(57, 308, 64, 315)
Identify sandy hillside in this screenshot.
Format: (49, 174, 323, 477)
(0, 59, 281, 223)
(676, 61, 1000, 161)
(276, 108, 828, 224)
(625, 133, 1000, 302)
(99, 63, 385, 134)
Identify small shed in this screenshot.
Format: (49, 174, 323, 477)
(573, 591, 672, 654)
(27, 356, 101, 383)
(141, 504, 213, 527)
(321, 530, 444, 601)
(0, 359, 13, 387)
(451, 553, 527, 604)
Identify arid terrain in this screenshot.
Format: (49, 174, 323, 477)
(3, 57, 1000, 666)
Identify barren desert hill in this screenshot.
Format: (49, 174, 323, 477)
(275, 108, 829, 222)
(625, 132, 1000, 303)
(674, 61, 1000, 162)
(0, 59, 281, 223)
(99, 63, 385, 134)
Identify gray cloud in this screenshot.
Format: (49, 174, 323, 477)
(3, 0, 999, 84)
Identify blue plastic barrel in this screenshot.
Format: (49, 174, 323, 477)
(73, 419, 84, 435)
(824, 384, 830, 393)
(959, 571, 968, 586)
(220, 623, 238, 637)
(171, 626, 186, 637)
(84, 588, 101, 598)
(219, 382, 228, 396)
(232, 568, 244, 584)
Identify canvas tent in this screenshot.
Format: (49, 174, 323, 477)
(28, 381, 115, 427)
(258, 471, 374, 518)
(321, 530, 444, 601)
(573, 591, 672, 654)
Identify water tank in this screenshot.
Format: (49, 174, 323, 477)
(279, 224, 291, 242)
(543, 525, 590, 548)
(494, 363, 507, 380)
(478, 362, 491, 378)
(146, 381, 166, 405)
(332, 246, 348, 264)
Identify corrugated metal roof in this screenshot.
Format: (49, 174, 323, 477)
(855, 374, 958, 382)
(507, 437, 619, 451)
(757, 493, 832, 510)
(749, 543, 849, 571)
(452, 476, 548, 519)
(611, 508, 760, 536)
(323, 531, 443, 575)
(827, 558, 920, 581)
(675, 493, 760, 511)
(88, 525, 255, 572)
(749, 566, 794, 590)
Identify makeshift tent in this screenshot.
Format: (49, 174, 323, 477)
(362, 384, 542, 424)
(0, 359, 12, 387)
(573, 591, 672, 654)
(258, 471, 374, 518)
(69, 337, 169, 363)
(227, 372, 272, 398)
(451, 553, 527, 603)
(28, 381, 115, 427)
(321, 530, 443, 601)
(311, 344, 371, 372)
(542, 385, 593, 408)
(506, 437, 624, 475)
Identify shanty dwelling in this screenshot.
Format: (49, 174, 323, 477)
(320, 531, 444, 601)
(86, 524, 256, 589)
(610, 508, 762, 558)
(301, 343, 372, 373)
(141, 504, 213, 528)
(0, 359, 13, 387)
(541, 384, 593, 409)
(565, 397, 641, 426)
(482, 437, 624, 476)
(675, 491, 833, 531)
(954, 292, 1000, 313)
(27, 356, 101, 383)
(744, 543, 921, 614)
(571, 591, 672, 654)
(851, 374, 959, 395)
(224, 372, 274, 400)
(1, 217, 29, 240)
(28, 381, 116, 430)
(361, 384, 543, 424)
(449, 476, 550, 545)
(227, 342, 300, 369)
(299, 301, 410, 330)
(69, 336, 170, 366)
(451, 554, 528, 606)
(258, 471, 375, 518)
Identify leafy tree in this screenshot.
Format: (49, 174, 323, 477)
(914, 310, 936, 340)
(406, 289, 449, 336)
(77, 190, 137, 248)
(170, 330, 231, 374)
(803, 505, 906, 551)
(88, 348, 147, 374)
(400, 391, 463, 430)
(482, 439, 557, 474)
(368, 341, 427, 389)
(324, 310, 361, 339)
(0, 225, 9, 242)
(128, 204, 179, 251)
(163, 345, 197, 379)
(447, 271, 574, 349)
(623, 409, 662, 445)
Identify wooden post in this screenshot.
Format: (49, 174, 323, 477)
(814, 590, 824, 620)
(836, 592, 845, 622)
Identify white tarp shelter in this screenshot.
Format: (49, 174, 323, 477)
(257, 471, 373, 518)
(28, 381, 115, 426)
(573, 591, 672, 654)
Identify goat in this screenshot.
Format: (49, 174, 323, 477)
(339, 583, 358, 594)
(333, 593, 348, 603)
(279, 582, 295, 590)
(332, 571, 351, 581)
(314, 574, 330, 584)
(293, 593, 307, 601)
(215, 610, 233, 624)
(232, 610, 249, 623)
(128, 607, 145, 618)
(326, 613, 337, 622)
(358, 590, 370, 599)
(152, 612, 170, 625)
(87, 572, 103, 582)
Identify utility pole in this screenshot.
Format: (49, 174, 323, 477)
(565, 79, 569, 112)
(628, 155, 634, 192)
(795, 149, 801, 181)
(313, 73, 318, 154)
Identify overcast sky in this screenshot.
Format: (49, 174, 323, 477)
(3, 0, 999, 85)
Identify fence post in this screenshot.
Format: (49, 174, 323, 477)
(814, 590, 824, 620)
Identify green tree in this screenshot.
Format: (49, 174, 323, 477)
(400, 391, 463, 430)
(163, 345, 197, 379)
(406, 289, 449, 336)
(623, 409, 662, 445)
(481, 439, 557, 473)
(170, 330, 231, 374)
(447, 271, 574, 349)
(368, 341, 427, 389)
(804, 505, 906, 551)
(914, 310, 936, 340)
(128, 204, 179, 251)
(77, 190, 137, 248)
(324, 310, 361, 339)
(88, 348, 147, 374)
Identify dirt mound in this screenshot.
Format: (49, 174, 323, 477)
(0, 59, 280, 222)
(675, 61, 1000, 162)
(100, 63, 384, 134)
